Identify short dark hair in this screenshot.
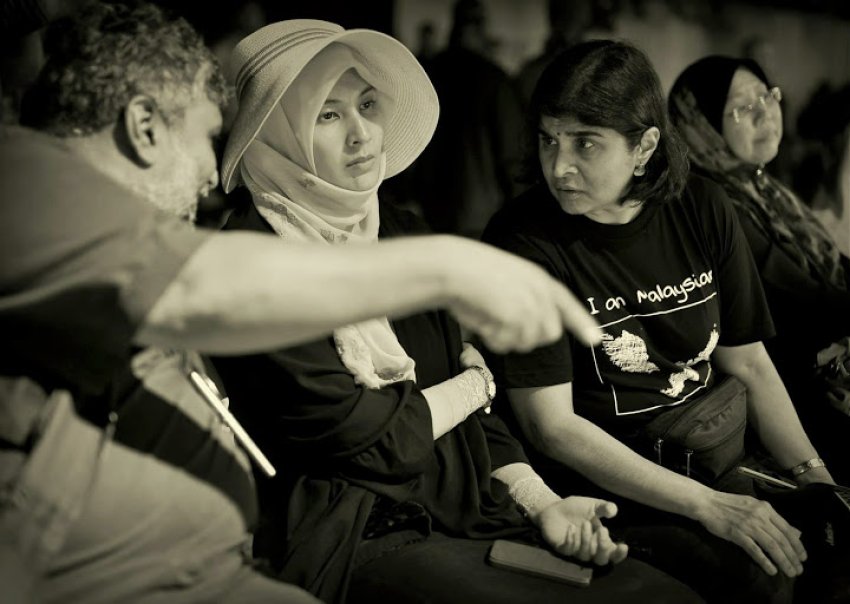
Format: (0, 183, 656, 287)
(21, 1, 229, 136)
(527, 39, 689, 206)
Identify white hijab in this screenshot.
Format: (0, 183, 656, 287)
(240, 43, 416, 388)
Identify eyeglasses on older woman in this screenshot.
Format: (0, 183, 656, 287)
(728, 86, 782, 124)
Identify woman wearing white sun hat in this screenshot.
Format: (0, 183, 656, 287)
(213, 19, 699, 604)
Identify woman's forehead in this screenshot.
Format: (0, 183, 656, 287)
(727, 69, 767, 102)
(541, 114, 581, 128)
(540, 114, 609, 135)
(326, 68, 373, 100)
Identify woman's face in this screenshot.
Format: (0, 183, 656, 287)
(721, 68, 782, 165)
(313, 69, 385, 190)
(538, 115, 649, 224)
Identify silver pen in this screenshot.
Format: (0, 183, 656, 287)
(737, 466, 796, 490)
(188, 370, 277, 477)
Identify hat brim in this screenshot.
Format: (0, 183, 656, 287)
(222, 20, 439, 193)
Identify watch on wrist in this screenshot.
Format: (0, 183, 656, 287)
(788, 457, 826, 477)
(470, 365, 496, 402)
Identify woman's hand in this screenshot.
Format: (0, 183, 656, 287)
(459, 342, 487, 371)
(533, 496, 628, 565)
(695, 490, 806, 577)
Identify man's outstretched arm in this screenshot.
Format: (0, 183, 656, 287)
(137, 232, 602, 355)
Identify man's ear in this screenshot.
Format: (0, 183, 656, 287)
(123, 95, 162, 166)
(636, 126, 661, 167)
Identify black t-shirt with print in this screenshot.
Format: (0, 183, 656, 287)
(483, 174, 775, 437)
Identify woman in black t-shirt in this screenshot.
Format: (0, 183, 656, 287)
(484, 40, 842, 602)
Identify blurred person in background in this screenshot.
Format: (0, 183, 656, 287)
(414, 20, 439, 67)
(514, 0, 594, 110)
(0, 0, 93, 123)
(410, 0, 525, 238)
(795, 81, 850, 258)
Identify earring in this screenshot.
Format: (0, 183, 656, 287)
(633, 163, 646, 177)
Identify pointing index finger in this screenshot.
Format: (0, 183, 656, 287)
(554, 283, 602, 347)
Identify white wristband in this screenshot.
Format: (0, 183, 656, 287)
(453, 368, 490, 419)
(492, 462, 561, 518)
(422, 369, 491, 439)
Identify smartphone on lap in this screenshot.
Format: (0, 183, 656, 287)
(487, 539, 593, 587)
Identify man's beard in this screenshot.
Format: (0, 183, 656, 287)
(130, 142, 201, 222)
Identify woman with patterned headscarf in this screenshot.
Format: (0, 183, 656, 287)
(669, 56, 850, 483)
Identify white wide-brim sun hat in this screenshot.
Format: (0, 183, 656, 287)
(221, 19, 439, 193)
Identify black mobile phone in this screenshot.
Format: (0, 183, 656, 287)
(487, 539, 593, 587)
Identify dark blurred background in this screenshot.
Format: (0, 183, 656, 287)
(152, 0, 847, 122)
(4, 0, 848, 242)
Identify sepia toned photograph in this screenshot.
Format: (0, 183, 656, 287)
(2, 1, 849, 602)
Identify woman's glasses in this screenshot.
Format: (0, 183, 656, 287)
(729, 87, 782, 124)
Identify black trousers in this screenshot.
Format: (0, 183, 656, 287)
(347, 531, 702, 604)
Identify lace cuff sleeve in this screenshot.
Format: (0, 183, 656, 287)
(422, 368, 491, 440)
(491, 462, 561, 518)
